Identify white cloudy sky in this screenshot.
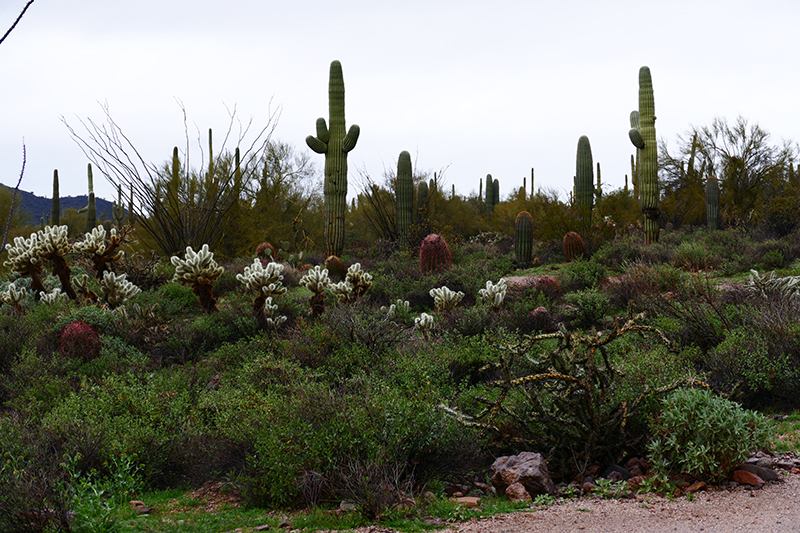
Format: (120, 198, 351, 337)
(1, 0, 798, 204)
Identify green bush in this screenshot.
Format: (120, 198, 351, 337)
(558, 257, 608, 293)
(563, 289, 610, 329)
(647, 388, 771, 482)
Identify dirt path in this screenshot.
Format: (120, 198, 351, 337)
(437, 474, 800, 533)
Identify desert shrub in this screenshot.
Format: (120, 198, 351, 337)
(605, 260, 687, 307)
(0, 313, 35, 375)
(647, 388, 771, 482)
(752, 239, 794, 270)
(562, 289, 610, 329)
(592, 233, 673, 270)
(558, 257, 608, 293)
(115, 250, 169, 291)
(674, 241, 720, 271)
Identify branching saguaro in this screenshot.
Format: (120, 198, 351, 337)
(63, 102, 279, 256)
(443, 314, 707, 476)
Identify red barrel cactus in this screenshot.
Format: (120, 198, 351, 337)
(419, 233, 453, 274)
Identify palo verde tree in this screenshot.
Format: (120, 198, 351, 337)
(660, 116, 797, 228)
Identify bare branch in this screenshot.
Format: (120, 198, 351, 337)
(1, 142, 26, 253)
(0, 0, 35, 46)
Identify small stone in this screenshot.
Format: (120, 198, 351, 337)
(732, 469, 765, 487)
(253, 526, 271, 532)
(452, 496, 481, 508)
(685, 481, 707, 494)
(278, 519, 292, 529)
(738, 463, 781, 482)
(339, 500, 356, 511)
(582, 481, 596, 494)
(505, 482, 531, 502)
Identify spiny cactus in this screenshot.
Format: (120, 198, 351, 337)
(479, 278, 508, 309)
(299, 265, 331, 317)
(100, 271, 141, 308)
(563, 231, 586, 262)
(417, 179, 429, 222)
(396, 151, 413, 244)
(171, 244, 225, 312)
(256, 242, 276, 259)
(261, 296, 287, 329)
(37, 225, 77, 300)
(112, 184, 126, 227)
(380, 299, 410, 319)
(414, 312, 435, 339)
(514, 211, 534, 266)
(40, 287, 68, 305)
(706, 175, 720, 229)
(237, 258, 286, 322)
(484, 174, 500, 219)
(75, 226, 124, 278)
(73, 274, 98, 303)
(419, 233, 453, 274)
(84, 163, 97, 232)
(574, 135, 594, 236)
(0, 282, 27, 314)
(51, 169, 60, 226)
(628, 66, 659, 244)
(305, 60, 360, 257)
(328, 262, 373, 303)
(59, 321, 101, 361)
(4, 233, 45, 297)
(430, 285, 464, 312)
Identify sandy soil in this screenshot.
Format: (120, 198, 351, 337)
(436, 474, 800, 533)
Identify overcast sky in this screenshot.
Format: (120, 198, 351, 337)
(1, 0, 798, 205)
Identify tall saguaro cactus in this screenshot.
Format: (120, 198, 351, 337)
(396, 150, 413, 244)
(706, 175, 720, 229)
(305, 60, 360, 257)
(628, 66, 659, 244)
(574, 135, 594, 233)
(85, 163, 97, 232)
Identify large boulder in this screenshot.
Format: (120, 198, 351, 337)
(489, 451, 555, 496)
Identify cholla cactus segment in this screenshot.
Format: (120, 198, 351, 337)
(414, 312, 435, 338)
(37, 225, 72, 257)
(345, 262, 373, 297)
(171, 244, 224, 285)
(479, 278, 508, 309)
(380, 299, 410, 318)
(75, 226, 112, 255)
(0, 282, 28, 311)
(262, 296, 287, 329)
(236, 259, 286, 298)
(100, 271, 141, 308)
(430, 285, 464, 312)
(40, 288, 68, 304)
(329, 280, 354, 303)
(299, 265, 330, 295)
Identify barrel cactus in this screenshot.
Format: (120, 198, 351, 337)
(628, 66, 659, 244)
(305, 60, 360, 257)
(563, 231, 586, 262)
(419, 233, 453, 274)
(514, 211, 534, 266)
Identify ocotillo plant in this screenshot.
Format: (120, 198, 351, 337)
(574, 136, 594, 234)
(305, 60, 360, 257)
(51, 169, 60, 226)
(706, 175, 720, 229)
(629, 66, 659, 244)
(514, 211, 533, 266)
(396, 151, 413, 245)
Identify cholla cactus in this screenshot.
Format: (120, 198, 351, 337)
(37, 225, 77, 300)
(414, 312, 435, 339)
(171, 244, 225, 312)
(299, 265, 330, 317)
(100, 271, 141, 308)
(747, 270, 800, 299)
(0, 282, 28, 314)
(380, 299, 410, 318)
(73, 273, 99, 303)
(328, 263, 373, 303)
(40, 288, 68, 304)
(479, 278, 508, 309)
(430, 285, 464, 312)
(262, 296, 287, 329)
(4, 234, 45, 296)
(237, 259, 286, 322)
(75, 225, 124, 278)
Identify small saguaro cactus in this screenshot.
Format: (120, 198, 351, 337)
(51, 169, 60, 226)
(171, 244, 225, 312)
(112, 184, 126, 227)
(419, 233, 453, 274)
(417, 180, 429, 221)
(629, 66, 659, 244)
(706, 175, 720, 229)
(514, 211, 534, 266)
(485, 174, 495, 219)
(84, 164, 97, 233)
(396, 150, 414, 244)
(305, 60, 360, 258)
(563, 231, 586, 262)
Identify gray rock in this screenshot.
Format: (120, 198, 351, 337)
(490, 451, 555, 496)
(738, 463, 781, 482)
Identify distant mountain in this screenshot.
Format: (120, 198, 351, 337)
(0, 183, 118, 226)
